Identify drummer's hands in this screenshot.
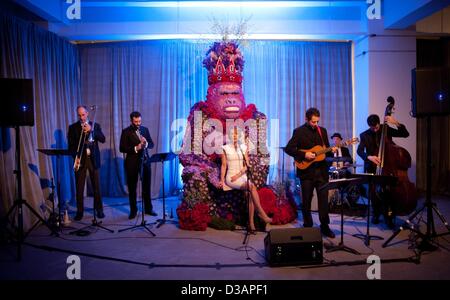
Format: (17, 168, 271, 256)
(305, 152, 316, 160)
(368, 155, 381, 166)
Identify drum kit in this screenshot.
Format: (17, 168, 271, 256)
(326, 157, 364, 210)
(278, 147, 365, 213)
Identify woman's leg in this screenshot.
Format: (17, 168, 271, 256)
(248, 200, 255, 231)
(248, 182, 272, 223)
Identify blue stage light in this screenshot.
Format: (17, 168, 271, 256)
(435, 91, 447, 102)
(21, 104, 28, 112)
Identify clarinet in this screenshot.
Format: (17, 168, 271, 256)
(136, 127, 149, 160)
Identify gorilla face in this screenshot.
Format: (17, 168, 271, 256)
(206, 82, 246, 120)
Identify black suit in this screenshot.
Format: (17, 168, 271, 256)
(68, 121, 105, 214)
(357, 124, 409, 174)
(285, 123, 331, 227)
(340, 146, 352, 161)
(120, 125, 154, 214)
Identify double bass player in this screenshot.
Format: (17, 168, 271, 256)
(357, 97, 413, 228)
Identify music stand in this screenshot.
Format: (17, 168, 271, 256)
(349, 173, 397, 246)
(319, 177, 363, 255)
(151, 152, 177, 228)
(37, 149, 73, 231)
(240, 147, 254, 245)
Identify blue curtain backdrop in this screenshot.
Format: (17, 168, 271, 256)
(0, 14, 80, 228)
(79, 39, 353, 198)
(1, 13, 352, 222)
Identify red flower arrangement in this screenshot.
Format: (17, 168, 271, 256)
(177, 202, 212, 231)
(258, 186, 298, 225)
(258, 187, 277, 215)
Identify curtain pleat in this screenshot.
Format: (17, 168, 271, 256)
(1, 14, 80, 229)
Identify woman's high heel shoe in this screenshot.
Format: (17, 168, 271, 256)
(258, 213, 272, 224)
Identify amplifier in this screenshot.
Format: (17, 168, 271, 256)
(264, 228, 323, 266)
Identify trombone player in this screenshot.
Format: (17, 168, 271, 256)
(68, 105, 106, 221)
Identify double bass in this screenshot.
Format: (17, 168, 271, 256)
(376, 97, 417, 216)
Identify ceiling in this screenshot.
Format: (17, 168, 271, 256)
(7, 0, 450, 42)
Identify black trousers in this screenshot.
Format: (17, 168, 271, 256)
(75, 156, 103, 213)
(368, 184, 392, 219)
(125, 159, 152, 213)
(300, 168, 330, 227)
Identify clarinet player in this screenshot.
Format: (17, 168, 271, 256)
(120, 111, 157, 219)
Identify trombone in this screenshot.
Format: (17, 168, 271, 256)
(73, 105, 97, 172)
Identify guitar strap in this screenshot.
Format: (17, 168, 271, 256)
(316, 126, 325, 146)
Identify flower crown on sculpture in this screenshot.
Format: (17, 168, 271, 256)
(203, 41, 244, 85)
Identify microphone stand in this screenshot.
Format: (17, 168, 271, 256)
(70, 124, 114, 235)
(240, 144, 253, 245)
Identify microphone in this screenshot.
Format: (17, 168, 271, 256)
(238, 139, 253, 183)
(239, 144, 247, 168)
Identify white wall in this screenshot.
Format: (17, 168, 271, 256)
(354, 36, 370, 169)
(353, 20, 417, 182)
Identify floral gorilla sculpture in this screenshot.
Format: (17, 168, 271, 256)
(177, 42, 296, 230)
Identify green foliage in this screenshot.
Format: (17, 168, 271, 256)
(208, 216, 236, 230)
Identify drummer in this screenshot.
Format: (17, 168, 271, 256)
(329, 132, 353, 169)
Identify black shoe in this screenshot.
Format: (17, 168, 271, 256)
(320, 226, 336, 239)
(128, 211, 137, 219)
(145, 210, 158, 217)
(303, 222, 313, 228)
(74, 212, 83, 221)
(96, 210, 105, 219)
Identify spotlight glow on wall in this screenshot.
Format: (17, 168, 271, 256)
(83, 1, 359, 8)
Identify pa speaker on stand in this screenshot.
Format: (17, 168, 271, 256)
(411, 67, 450, 117)
(0, 78, 35, 127)
(383, 68, 450, 250)
(0, 78, 55, 261)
